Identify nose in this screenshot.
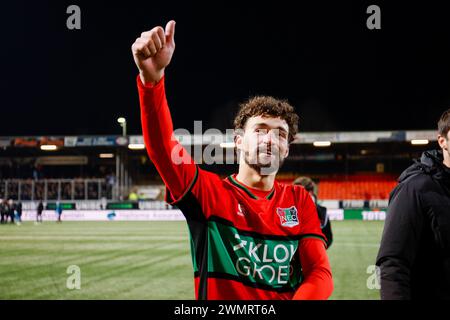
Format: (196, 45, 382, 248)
(261, 132, 271, 145)
(262, 129, 278, 144)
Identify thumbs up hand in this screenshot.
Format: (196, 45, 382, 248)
(132, 20, 176, 85)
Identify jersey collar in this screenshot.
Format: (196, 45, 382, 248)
(227, 174, 275, 200)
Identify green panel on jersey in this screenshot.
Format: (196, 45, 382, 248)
(188, 232, 198, 273)
(206, 220, 303, 289)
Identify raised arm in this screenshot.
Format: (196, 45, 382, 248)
(131, 21, 197, 202)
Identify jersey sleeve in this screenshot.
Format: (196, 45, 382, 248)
(137, 75, 222, 217)
(292, 238, 333, 300)
(298, 188, 328, 247)
(137, 75, 198, 204)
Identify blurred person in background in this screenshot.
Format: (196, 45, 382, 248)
(294, 177, 333, 249)
(0, 199, 6, 224)
(55, 201, 63, 223)
(36, 200, 44, 223)
(128, 188, 139, 201)
(7, 199, 14, 224)
(15, 201, 22, 225)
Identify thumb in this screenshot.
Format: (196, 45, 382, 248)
(165, 20, 176, 44)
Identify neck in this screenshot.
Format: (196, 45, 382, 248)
(236, 160, 276, 191)
(444, 153, 450, 169)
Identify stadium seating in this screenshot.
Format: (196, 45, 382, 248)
(277, 173, 398, 200)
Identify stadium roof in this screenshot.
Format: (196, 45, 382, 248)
(0, 130, 437, 149)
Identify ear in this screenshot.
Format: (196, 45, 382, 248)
(234, 129, 244, 151)
(283, 147, 289, 159)
(438, 134, 448, 151)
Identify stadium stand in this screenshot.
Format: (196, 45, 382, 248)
(0, 131, 438, 210)
(276, 173, 397, 200)
(317, 175, 397, 200)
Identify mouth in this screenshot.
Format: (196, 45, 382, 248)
(259, 148, 277, 156)
(258, 150, 273, 156)
(257, 145, 274, 155)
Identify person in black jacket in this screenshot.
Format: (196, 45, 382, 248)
(0, 199, 6, 224)
(7, 199, 14, 224)
(294, 176, 333, 249)
(376, 109, 450, 300)
(36, 201, 44, 223)
(16, 201, 22, 224)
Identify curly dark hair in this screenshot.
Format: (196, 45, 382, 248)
(438, 108, 450, 138)
(233, 96, 299, 143)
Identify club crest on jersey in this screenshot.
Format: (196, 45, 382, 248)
(276, 206, 299, 227)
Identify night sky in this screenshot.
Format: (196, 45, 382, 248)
(2, 1, 450, 136)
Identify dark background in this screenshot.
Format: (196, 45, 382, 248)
(1, 0, 450, 136)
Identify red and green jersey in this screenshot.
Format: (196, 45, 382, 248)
(168, 169, 327, 299)
(137, 75, 329, 300)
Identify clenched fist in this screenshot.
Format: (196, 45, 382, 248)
(132, 20, 176, 85)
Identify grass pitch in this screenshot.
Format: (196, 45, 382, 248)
(0, 220, 383, 300)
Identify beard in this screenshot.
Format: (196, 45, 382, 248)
(243, 148, 285, 176)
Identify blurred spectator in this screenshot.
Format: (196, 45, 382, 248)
(55, 201, 63, 223)
(0, 199, 6, 224)
(293, 176, 333, 249)
(7, 199, 14, 224)
(106, 174, 116, 186)
(15, 201, 22, 223)
(37, 200, 44, 223)
(128, 188, 138, 201)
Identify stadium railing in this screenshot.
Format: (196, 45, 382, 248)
(0, 178, 114, 201)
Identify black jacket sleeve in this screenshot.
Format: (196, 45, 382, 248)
(316, 205, 333, 248)
(375, 180, 424, 300)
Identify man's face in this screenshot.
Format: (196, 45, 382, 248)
(235, 116, 290, 175)
(438, 131, 450, 165)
